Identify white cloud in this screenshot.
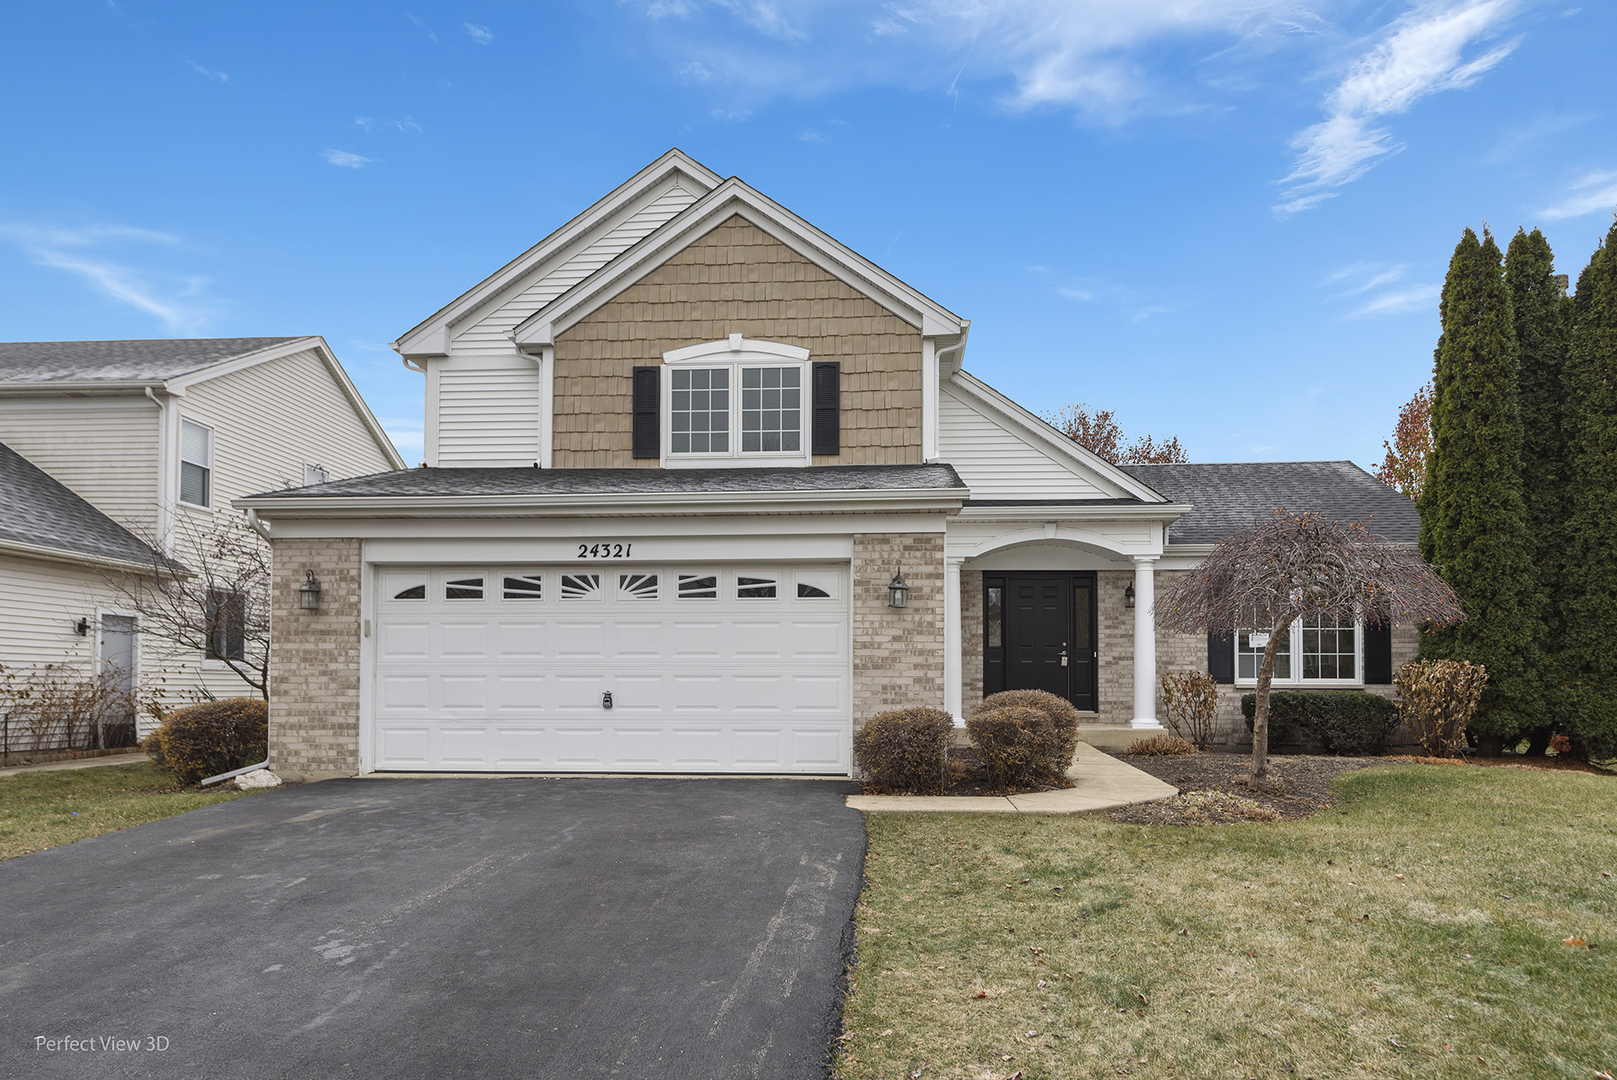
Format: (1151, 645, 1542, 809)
(1538, 170, 1617, 221)
(355, 116, 423, 133)
(647, 0, 699, 17)
(0, 223, 212, 332)
(379, 417, 425, 461)
(464, 22, 493, 44)
(712, 0, 807, 42)
(1056, 285, 1096, 302)
(799, 129, 827, 142)
(322, 149, 375, 168)
(185, 60, 228, 82)
(1276, 1, 1520, 216)
(1325, 262, 1410, 296)
(711, 107, 752, 121)
(1347, 282, 1441, 317)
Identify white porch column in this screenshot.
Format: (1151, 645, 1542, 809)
(944, 555, 964, 727)
(1131, 555, 1163, 729)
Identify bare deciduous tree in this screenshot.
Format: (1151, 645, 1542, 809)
(1155, 511, 1465, 780)
(100, 514, 272, 700)
(1043, 403, 1189, 465)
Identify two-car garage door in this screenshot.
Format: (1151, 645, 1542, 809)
(371, 563, 850, 773)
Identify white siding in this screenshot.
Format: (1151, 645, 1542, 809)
(449, 181, 701, 352)
(436, 364, 540, 466)
(0, 397, 160, 536)
(938, 383, 1115, 500)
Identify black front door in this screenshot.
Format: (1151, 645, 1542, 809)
(983, 572, 1097, 712)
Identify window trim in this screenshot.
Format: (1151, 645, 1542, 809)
(1233, 617, 1364, 687)
(178, 417, 214, 510)
(659, 337, 812, 467)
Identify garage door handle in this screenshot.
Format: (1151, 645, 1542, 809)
(603, 691, 613, 710)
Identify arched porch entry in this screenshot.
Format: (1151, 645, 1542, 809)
(945, 525, 1165, 730)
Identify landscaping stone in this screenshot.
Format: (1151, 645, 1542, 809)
(235, 769, 282, 789)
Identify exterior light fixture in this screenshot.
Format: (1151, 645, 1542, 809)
(75, 617, 90, 636)
(1124, 583, 1136, 609)
(887, 568, 909, 609)
(298, 570, 323, 611)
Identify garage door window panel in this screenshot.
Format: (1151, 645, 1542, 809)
(738, 573, 779, 599)
(561, 574, 602, 601)
(445, 576, 485, 601)
(678, 574, 718, 600)
(502, 574, 543, 600)
(618, 573, 660, 601)
(387, 574, 427, 601)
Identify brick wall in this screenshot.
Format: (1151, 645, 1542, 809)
(552, 216, 924, 467)
(961, 569, 982, 710)
(268, 538, 362, 780)
(852, 532, 945, 727)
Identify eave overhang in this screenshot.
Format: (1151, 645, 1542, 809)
(957, 502, 1192, 525)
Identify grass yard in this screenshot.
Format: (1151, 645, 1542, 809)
(0, 761, 248, 862)
(840, 764, 1616, 1080)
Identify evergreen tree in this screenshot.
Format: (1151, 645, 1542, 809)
(1504, 228, 1571, 751)
(1560, 222, 1617, 760)
(1419, 228, 1543, 752)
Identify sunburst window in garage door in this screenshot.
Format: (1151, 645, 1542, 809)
(503, 574, 543, 600)
(737, 572, 778, 599)
(619, 573, 659, 600)
(561, 573, 601, 600)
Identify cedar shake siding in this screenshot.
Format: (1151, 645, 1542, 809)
(552, 216, 924, 467)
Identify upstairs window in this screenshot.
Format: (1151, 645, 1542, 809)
(179, 419, 212, 508)
(670, 369, 730, 454)
(659, 337, 812, 464)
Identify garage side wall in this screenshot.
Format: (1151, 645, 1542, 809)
(269, 538, 362, 780)
(852, 532, 945, 727)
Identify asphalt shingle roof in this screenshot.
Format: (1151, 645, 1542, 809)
(0, 338, 301, 384)
(1117, 461, 1419, 545)
(0, 442, 172, 567)
(242, 463, 967, 500)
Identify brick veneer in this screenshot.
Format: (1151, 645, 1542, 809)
(553, 216, 924, 467)
(268, 538, 362, 780)
(852, 532, 945, 727)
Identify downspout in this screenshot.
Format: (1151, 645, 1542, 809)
(934, 320, 970, 371)
(144, 387, 175, 554)
(245, 509, 272, 542)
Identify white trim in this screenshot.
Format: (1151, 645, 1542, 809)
(1131, 556, 1162, 729)
(945, 371, 1169, 503)
(511, 180, 965, 349)
(660, 341, 811, 467)
(0, 537, 166, 575)
(922, 338, 939, 462)
(663, 336, 810, 365)
(1232, 617, 1366, 687)
(537, 345, 555, 470)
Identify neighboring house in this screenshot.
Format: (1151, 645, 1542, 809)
(240, 150, 1420, 781)
(0, 337, 405, 728)
(0, 441, 176, 755)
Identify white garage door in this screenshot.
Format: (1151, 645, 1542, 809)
(371, 563, 850, 773)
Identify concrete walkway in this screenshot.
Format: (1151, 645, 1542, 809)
(846, 740, 1177, 815)
(0, 749, 144, 777)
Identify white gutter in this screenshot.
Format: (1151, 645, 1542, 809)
(0, 537, 183, 576)
(957, 502, 1193, 523)
(245, 509, 273, 542)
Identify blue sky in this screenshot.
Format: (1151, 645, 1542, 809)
(2, 1, 1612, 470)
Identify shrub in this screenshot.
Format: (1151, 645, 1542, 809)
(1241, 691, 1402, 755)
(1126, 733, 1196, 756)
(974, 690, 1082, 769)
(143, 697, 268, 785)
(1393, 659, 1487, 758)
(967, 707, 1056, 789)
(1159, 670, 1218, 750)
(852, 707, 954, 794)
(1240, 694, 1301, 750)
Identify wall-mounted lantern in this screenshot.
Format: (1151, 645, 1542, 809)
(75, 617, 90, 636)
(298, 570, 323, 611)
(887, 568, 909, 609)
(1124, 583, 1136, 609)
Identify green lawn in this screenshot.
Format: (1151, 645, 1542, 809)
(0, 761, 249, 862)
(839, 764, 1616, 1080)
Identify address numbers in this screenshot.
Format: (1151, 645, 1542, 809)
(578, 543, 632, 559)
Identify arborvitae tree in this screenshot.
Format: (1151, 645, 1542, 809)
(1560, 222, 1617, 761)
(1504, 228, 1571, 752)
(1419, 227, 1544, 752)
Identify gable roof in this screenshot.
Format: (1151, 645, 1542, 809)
(1117, 461, 1419, 545)
(0, 338, 300, 386)
(0, 441, 176, 571)
(511, 175, 966, 350)
(393, 149, 724, 358)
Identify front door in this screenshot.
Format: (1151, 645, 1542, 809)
(983, 573, 1097, 712)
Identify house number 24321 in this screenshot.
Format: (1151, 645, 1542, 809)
(578, 543, 631, 559)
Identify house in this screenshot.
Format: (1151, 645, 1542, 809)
(238, 150, 1420, 781)
(0, 336, 405, 736)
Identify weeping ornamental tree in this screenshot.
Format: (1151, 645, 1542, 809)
(1156, 512, 1464, 781)
(1561, 221, 1617, 760)
(1419, 227, 1544, 753)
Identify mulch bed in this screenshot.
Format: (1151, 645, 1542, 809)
(1108, 748, 1613, 825)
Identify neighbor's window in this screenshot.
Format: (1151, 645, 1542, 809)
(304, 463, 330, 486)
(179, 419, 212, 508)
(205, 589, 246, 661)
(1236, 618, 1360, 683)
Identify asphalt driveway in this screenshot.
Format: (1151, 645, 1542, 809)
(0, 777, 865, 1080)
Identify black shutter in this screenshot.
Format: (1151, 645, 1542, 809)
(811, 361, 840, 456)
(1207, 631, 1235, 684)
(631, 366, 659, 460)
(1364, 622, 1393, 684)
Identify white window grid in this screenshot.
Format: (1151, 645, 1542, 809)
(1235, 617, 1362, 685)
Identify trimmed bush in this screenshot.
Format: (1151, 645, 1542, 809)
(143, 697, 267, 785)
(974, 690, 1082, 769)
(1241, 691, 1402, 756)
(852, 707, 953, 794)
(967, 707, 1055, 789)
(1127, 733, 1196, 757)
(1393, 659, 1488, 758)
(1240, 694, 1300, 750)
